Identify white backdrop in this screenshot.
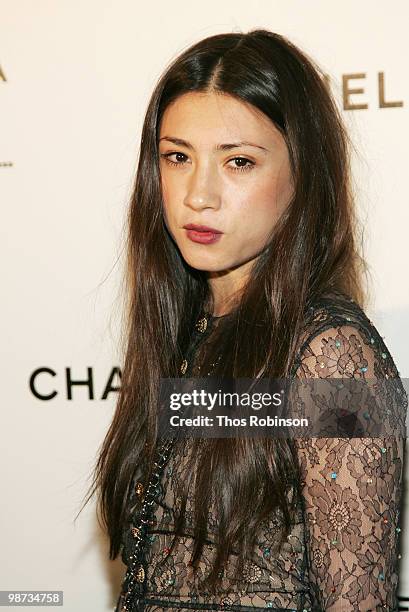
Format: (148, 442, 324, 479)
(1, 1, 408, 610)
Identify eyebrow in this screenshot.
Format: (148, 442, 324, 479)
(158, 136, 269, 152)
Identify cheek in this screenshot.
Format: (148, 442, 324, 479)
(237, 181, 284, 228)
(161, 173, 181, 215)
(229, 178, 290, 252)
(161, 176, 175, 228)
(161, 188, 169, 228)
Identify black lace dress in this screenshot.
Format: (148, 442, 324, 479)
(115, 292, 407, 612)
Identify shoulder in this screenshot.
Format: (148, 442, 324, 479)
(291, 289, 401, 380)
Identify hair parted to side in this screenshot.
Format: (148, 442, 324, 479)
(79, 28, 369, 593)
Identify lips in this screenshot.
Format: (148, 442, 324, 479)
(183, 223, 223, 233)
(183, 223, 223, 245)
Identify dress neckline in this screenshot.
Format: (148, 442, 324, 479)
(193, 310, 228, 335)
(203, 311, 228, 319)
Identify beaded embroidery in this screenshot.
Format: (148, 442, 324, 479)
(116, 437, 175, 611)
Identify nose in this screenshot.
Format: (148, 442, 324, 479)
(183, 162, 221, 212)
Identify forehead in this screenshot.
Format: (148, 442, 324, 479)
(159, 91, 285, 148)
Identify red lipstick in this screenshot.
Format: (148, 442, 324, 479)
(183, 223, 223, 245)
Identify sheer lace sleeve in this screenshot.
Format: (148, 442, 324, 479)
(293, 319, 407, 611)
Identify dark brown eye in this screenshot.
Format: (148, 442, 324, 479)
(160, 152, 188, 166)
(229, 157, 255, 173)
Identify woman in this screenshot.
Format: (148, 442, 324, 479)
(84, 29, 407, 611)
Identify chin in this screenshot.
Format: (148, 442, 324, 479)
(181, 251, 227, 272)
(187, 260, 224, 273)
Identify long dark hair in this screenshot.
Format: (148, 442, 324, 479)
(81, 28, 368, 592)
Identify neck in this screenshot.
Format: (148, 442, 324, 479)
(205, 257, 256, 317)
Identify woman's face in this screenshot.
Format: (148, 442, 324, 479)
(158, 91, 294, 278)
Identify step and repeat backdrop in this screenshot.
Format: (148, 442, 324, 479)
(1, 1, 408, 610)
